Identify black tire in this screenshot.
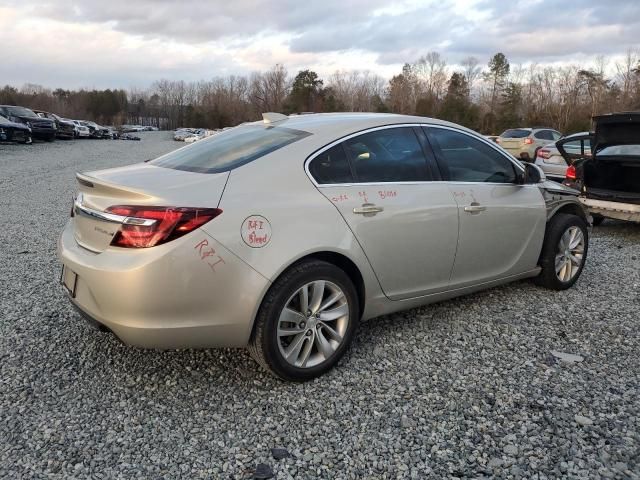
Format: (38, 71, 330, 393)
(534, 213, 588, 290)
(592, 214, 605, 226)
(45, 135, 55, 142)
(248, 259, 359, 381)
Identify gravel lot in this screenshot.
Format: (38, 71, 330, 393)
(1, 133, 639, 479)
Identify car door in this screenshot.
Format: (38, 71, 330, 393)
(425, 126, 546, 289)
(307, 125, 459, 300)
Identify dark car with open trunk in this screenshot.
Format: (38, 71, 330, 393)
(561, 112, 640, 224)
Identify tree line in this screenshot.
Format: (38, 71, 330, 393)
(1, 50, 639, 134)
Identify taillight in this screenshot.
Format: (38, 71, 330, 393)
(105, 206, 222, 248)
(538, 149, 551, 160)
(565, 165, 577, 180)
(524, 138, 534, 145)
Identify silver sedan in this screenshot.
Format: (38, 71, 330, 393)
(58, 113, 590, 380)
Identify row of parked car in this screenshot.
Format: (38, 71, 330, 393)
(0, 105, 152, 144)
(487, 113, 640, 225)
(173, 127, 229, 143)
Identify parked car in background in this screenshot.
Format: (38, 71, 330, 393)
(535, 132, 591, 182)
(173, 128, 198, 141)
(58, 112, 589, 381)
(497, 128, 562, 161)
(562, 112, 640, 225)
(69, 120, 90, 138)
(0, 114, 32, 144)
(80, 121, 110, 139)
(0, 105, 56, 141)
(33, 110, 76, 140)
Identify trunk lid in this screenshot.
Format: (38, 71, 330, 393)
(73, 163, 229, 252)
(593, 112, 640, 153)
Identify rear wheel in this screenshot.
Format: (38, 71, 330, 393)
(248, 260, 359, 381)
(535, 213, 588, 290)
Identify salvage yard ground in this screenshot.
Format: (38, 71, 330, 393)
(0, 132, 638, 479)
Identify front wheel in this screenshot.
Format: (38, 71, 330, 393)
(534, 213, 588, 290)
(248, 260, 359, 381)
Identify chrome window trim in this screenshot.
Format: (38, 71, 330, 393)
(73, 194, 157, 226)
(304, 122, 525, 188)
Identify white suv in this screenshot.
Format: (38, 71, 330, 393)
(498, 128, 562, 161)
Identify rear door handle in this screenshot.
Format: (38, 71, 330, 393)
(353, 203, 384, 215)
(464, 202, 486, 213)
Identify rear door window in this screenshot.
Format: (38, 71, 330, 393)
(343, 127, 431, 183)
(150, 125, 311, 174)
(427, 127, 517, 183)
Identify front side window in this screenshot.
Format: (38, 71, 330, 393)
(151, 125, 311, 174)
(343, 127, 431, 183)
(427, 128, 517, 183)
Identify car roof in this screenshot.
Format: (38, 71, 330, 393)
(245, 112, 477, 141)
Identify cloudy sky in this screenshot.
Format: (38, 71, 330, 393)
(1, 0, 639, 89)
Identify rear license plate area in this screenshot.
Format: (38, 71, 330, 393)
(60, 266, 78, 298)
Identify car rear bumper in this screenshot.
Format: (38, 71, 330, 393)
(57, 219, 270, 349)
(502, 146, 536, 160)
(580, 197, 640, 222)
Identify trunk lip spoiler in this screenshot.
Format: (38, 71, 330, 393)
(73, 194, 156, 227)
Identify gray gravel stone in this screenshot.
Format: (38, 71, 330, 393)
(0, 134, 639, 479)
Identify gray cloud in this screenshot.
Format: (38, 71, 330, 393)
(1, 0, 638, 88)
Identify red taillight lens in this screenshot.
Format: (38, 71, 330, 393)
(105, 206, 222, 248)
(565, 165, 577, 180)
(524, 138, 534, 145)
(538, 149, 551, 160)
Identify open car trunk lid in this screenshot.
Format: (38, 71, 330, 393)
(73, 163, 229, 252)
(582, 112, 640, 204)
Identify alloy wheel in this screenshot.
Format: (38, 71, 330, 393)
(277, 280, 349, 368)
(555, 226, 585, 282)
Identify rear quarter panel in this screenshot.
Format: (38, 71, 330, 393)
(199, 146, 386, 320)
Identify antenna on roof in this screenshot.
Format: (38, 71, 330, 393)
(262, 112, 288, 124)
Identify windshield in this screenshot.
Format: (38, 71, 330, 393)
(598, 145, 640, 156)
(0, 114, 12, 125)
(500, 129, 531, 138)
(150, 124, 312, 174)
(5, 106, 38, 118)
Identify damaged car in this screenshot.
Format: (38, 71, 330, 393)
(58, 113, 589, 381)
(561, 112, 640, 224)
(0, 105, 56, 141)
(0, 114, 32, 144)
(34, 110, 76, 140)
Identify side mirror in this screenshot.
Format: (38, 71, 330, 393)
(517, 163, 545, 184)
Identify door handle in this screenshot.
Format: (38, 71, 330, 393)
(353, 203, 384, 215)
(464, 202, 486, 213)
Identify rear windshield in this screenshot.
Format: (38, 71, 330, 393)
(150, 124, 311, 174)
(598, 145, 640, 156)
(501, 129, 530, 138)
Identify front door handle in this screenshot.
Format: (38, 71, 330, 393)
(353, 203, 384, 216)
(464, 202, 486, 213)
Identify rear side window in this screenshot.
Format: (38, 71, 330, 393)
(501, 129, 530, 138)
(309, 145, 354, 184)
(150, 125, 311, 174)
(428, 128, 517, 183)
(534, 130, 554, 140)
(343, 127, 431, 182)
